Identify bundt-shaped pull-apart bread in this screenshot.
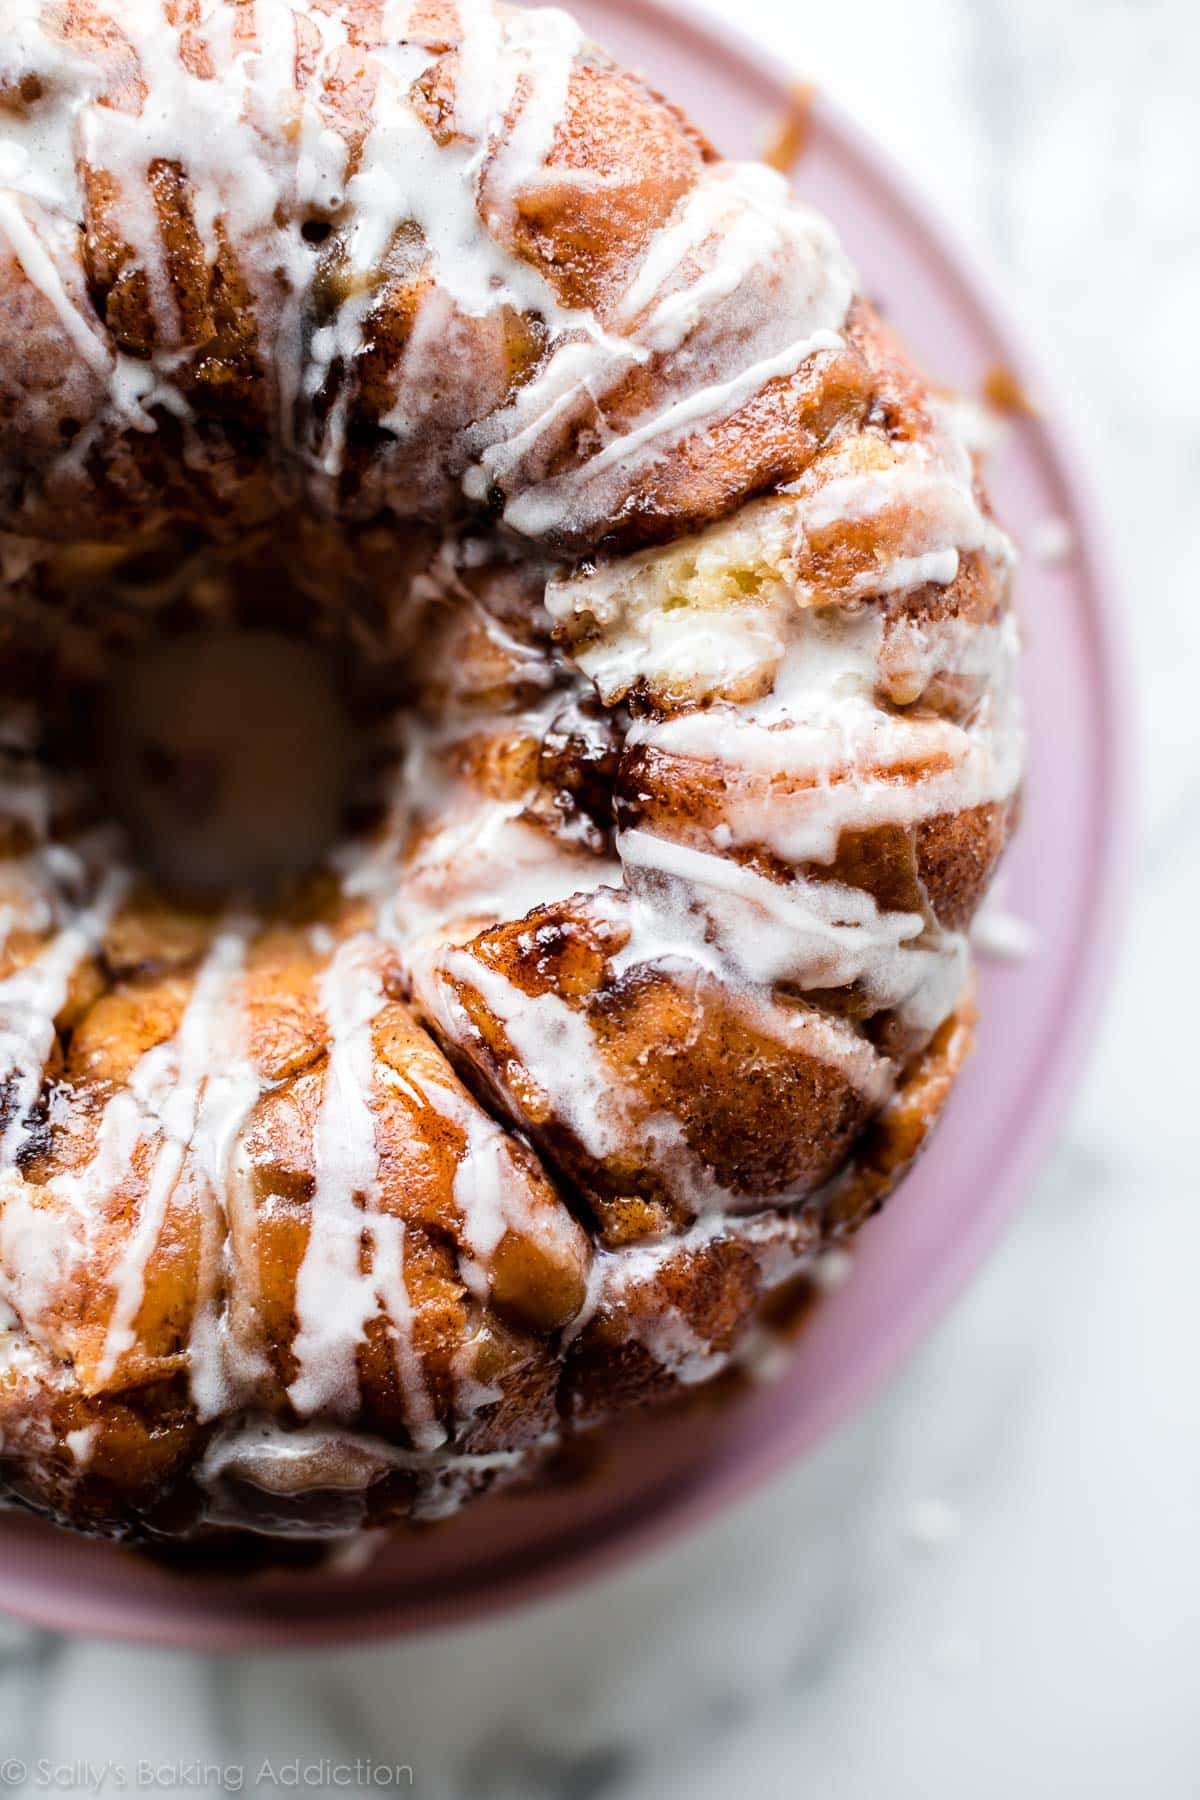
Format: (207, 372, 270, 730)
(0, 0, 1020, 1540)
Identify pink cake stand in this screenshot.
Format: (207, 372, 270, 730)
(0, 0, 1134, 1647)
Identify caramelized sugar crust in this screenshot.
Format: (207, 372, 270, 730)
(0, 0, 1019, 1540)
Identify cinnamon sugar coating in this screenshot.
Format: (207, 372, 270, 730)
(0, 0, 1019, 1541)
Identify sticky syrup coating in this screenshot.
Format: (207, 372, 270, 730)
(0, 0, 1019, 1541)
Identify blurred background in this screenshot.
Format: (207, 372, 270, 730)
(3, 0, 1197, 1794)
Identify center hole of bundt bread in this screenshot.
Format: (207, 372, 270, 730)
(98, 628, 355, 897)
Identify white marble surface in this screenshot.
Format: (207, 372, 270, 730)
(3, 0, 1198, 1794)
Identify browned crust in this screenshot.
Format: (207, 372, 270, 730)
(0, 1, 1017, 1542)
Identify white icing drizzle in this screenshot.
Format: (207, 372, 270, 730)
(408, 1056, 583, 1334)
(0, 0, 858, 543)
(496, 328, 845, 541)
(288, 933, 387, 1419)
(781, 448, 1013, 604)
(198, 1412, 520, 1531)
(482, 9, 581, 225)
(452, 0, 506, 143)
(626, 607, 1023, 865)
(286, 931, 441, 1448)
(94, 917, 256, 1388)
(617, 828, 967, 1036)
(0, 862, 128, 1171)
(341, 676, 619, 952)
(0, 912, 257, 1398)
(568, 1208, 818, 1383)
(473, 153, 855, 538)
(363, 1208, 444, 1453)
(425, 945, 634, 1165)
(64, 1422, 99, 1468)
(423, 922, 888, 1213)
(318, 6, 615, 483)
(184, 979, 269, 1419)
(615, 164, 794, 335)
(548, 445, 1014, 708)
(0, 193, 110, 378)
(0, 0, 1026, 1532)
(0, 1072, 139, 1344)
